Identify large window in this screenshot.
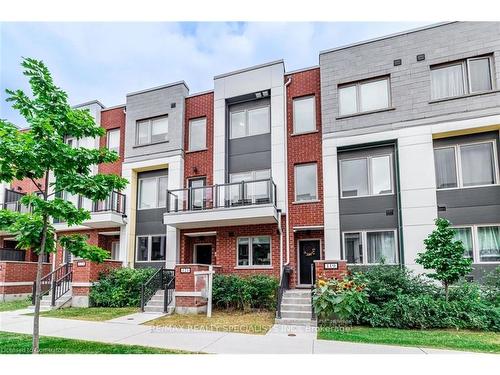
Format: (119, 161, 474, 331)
(136, 235, 166, 262)
(293, 96, 316, 134)
(343, 230, 398, 264)
(138, 175, 168, 209)
(431, 56, 493, 100)
(237, 236, 271, 267)
(295, 163, 318, 202)
(338, 77, 390, 116)
(189, 118, 207, 151)
(452, 225, 500, 263)
(434, 141, 498, 189)
(229, 169, 271, 204)
(230, 106, 270, 139)
(340, 154, 393, 198)
(136, 115, 168, 145)
(107, 129, 120, 154)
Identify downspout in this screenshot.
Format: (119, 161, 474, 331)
(283, 77, 292, 268)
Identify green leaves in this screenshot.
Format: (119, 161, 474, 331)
(58, 235, 109, 263)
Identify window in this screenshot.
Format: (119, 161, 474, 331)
(452, 227, 474, 258)
(434, 141, 498, 189)
(430, 56, 493, 100)
(136, 115, 168, 145)
(293, 96, 316, 134)
(295, 163, 317, 202)
(340, 155, 393, 198)
(451, 225, 500, 263)
(230, 106, 270, 139)
(343, 230, 398, 264)
(338, 77, 390, 116)
(237, 236, 271, 267)
(136, 235, 166, 262)
(111, 241, 120, 260)
(188, 177, 206, 210)
(107, 129, 120, 154)
(229, 169, 271, 204)
(138, 175, 168, 209)
(189, 118, 206, 151)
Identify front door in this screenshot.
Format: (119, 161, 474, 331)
(299, 240, 321, 285)
(194, 244, 212, 265)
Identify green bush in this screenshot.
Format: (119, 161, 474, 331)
(212, 274, 278, 311)
(481, 266, 500, 306)
(90, 267, 157, 307)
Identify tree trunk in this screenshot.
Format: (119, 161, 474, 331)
(444, 282, 449, 302)
(32, 215, 48, 354)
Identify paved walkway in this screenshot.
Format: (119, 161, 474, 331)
(0, 310, 470, 354)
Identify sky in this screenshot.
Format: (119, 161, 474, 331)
(0, 22, 430, 127)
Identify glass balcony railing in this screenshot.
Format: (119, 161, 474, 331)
(166, 178, 277, 213)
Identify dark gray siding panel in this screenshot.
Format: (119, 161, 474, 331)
(135, 262, 164, 270)
(437, 186, 500, 225)
(136, 209, 166, 235)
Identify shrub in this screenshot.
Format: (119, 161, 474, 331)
(212, 274, 278, 311)
(90, 267, 157, 307)
(481, 266, 500, 306)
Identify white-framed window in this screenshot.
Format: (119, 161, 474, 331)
(65, 136, 78, 148)
(136, 235, 166, 262)
(230, 106, 270, 139)
(430, 56, 493, 100)
(338, 77, 390, 116)
(452, 225, 500, 263)
(107, 128, 120, 154)
(340, 154, 393, 198)
(294, 163, 318, 202)
(237, 236, 271, 267)
(188, 117, 207, 151)
(293, 96, 316, 134)
(111, 241, 120, 260)
(136, 115, 168, 145)
(434, 140, 498, 189)
(138, 175, 168, 209)
(342, 229, 398, 265)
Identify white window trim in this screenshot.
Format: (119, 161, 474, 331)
(339, 154, 394, 199)
(434, 139, 499, 190)
(236, 236, 272, 268)
(338, 76, 391, 116)
(341, 229, 399, 265)
(294, 163, 318, 203)
(135, 115, 169, 146)
(431, 56, 494, 100)
(188, 117, 207, 152)
(138, 175, 168, 210)
(229, 105, 271, 140)
(452, 224, 500, 264)
(135, 234, 167, 262)
(292, 95, 316, 135)
(106, 128, 120, 154)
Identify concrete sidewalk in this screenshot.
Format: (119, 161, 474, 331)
(0, 310, 469, 354)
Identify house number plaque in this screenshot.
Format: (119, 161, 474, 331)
(180, 268, 191, 274)
(324, 262, 338, 270)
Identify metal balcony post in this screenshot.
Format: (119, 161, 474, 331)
(51, 277, 56, 307)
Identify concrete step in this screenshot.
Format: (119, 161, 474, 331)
(281, 310, 313, 319)
(148, 296, 165, 303)
(283, 290, 311, 298)
(145, 300, 164, 307)
(281, 297, 310, 305)
(281, 303, 312, 312)
(275, 318, 317, 327)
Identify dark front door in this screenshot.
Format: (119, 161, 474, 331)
(195, 244, 212, 265)
(299, 240, 321, 285)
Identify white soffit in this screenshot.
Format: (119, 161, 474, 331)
(184, 231, 217, 237)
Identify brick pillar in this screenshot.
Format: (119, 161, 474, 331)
(314, 260, 348, 281)
(174, 264, 219, 314)
(71, 259, 122, 307)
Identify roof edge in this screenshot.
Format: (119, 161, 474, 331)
(214, 59, 284, 80)
(126, 80, 189, 97)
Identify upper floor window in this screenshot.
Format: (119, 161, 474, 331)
(430, 56, 493, 100)
(340, 154, 393, 198)
(434, 140, 498, 189)
(293, 96, 316, 134)
(136, 115, 168, 146)
(230, 106, 270, 139)
(295, 163, 318, 202)
(107, 128, 120, 154)
(138, 175, 168, 209)
(338, 77, 390, 116)
(188, 117, 207, 151)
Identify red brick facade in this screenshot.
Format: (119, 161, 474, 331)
(72, 259, 121, 296)
(99, 106, 126, 176)
(0, 261, 51, 296)
(314, 260, 348, 281)
(183, 92, 214, 186)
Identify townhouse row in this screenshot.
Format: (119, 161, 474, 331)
(1, 21, 499, 303)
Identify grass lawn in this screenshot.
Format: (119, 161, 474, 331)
(0, 298, 31, 312)
(318, 326, 500, 354)
(34, 307, 139, 321)
(145, 310, 275, 335)
(0, 331, 190, 354)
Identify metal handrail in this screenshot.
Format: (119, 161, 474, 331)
(32, 263, 73, 306)
(310, 263, 316, 321)
(163, 276, 175, 312)
(276, 266, 290, 319)
(141, 268, 175, 312)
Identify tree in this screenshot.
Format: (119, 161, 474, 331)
(416, 218, 473, 301)
(0, 58, 127, 353)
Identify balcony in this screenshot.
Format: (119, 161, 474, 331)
(164, 179, 279, 229)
